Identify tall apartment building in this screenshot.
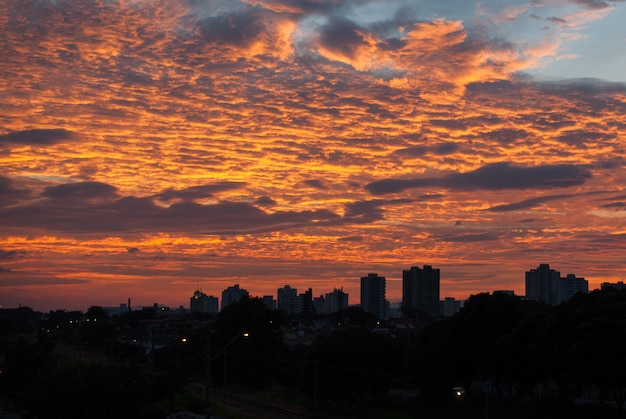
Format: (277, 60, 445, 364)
(561, 273, 588, 301)
(325, 288, 349, 314)
(313, 294, 326, 315)
(361, 273, 387, 320)
(525, 264, 588, 305)
(300, 288, 313, 317)
(278, 285, 300, 315)
(441, 297, 462, 317)
(402, 265, 440, 319)
(221, 284, 249, 311)
(190, 289, 218, 314)
(526, 264, 561, 305)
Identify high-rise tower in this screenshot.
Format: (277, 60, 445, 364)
(526, 264, 588, 305)
(221, 284, 249, 310)
(402, 265, 440, 319)
(361, 273, 387, 320)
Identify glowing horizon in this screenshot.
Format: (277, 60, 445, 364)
(1, 0, 625, 312)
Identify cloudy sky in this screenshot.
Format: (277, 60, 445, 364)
(1, 0, 625, 311)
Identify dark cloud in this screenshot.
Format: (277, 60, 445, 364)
(254, 196, 277, 206)
(0, 176, 31, 204)
(488, 191, 610, 212)
(197, 0, 340, 17)
(444, 163, 591, 190)
(154, 182, 246, 202)
(600, 194, 626, 209)
(557, 130, 614, 147)
(572, 0, 624, 9)
(303, 179, 327, 189)
(592, 157, 625, 169)
(0, 266, 12, 273)
(42, 182, 119, 201)
(343, 198, 414, 223)
(126, 247, 140, 253)
(429, 119, 468, 131)
(0, 129, 77, 147)
(417, 193, 445, 201)
(337, 235, 365, 242)
(603, 194, 626, 201)
(602, 202, 626, 209)
(366, 178, 434, 195)
(488, 193, 574, 212)
(481, 128, 531, 145)
(366, 162, 592, 195)
(395, 142, 459, 157)
(344, 200, 385, 223)
(318, 17, 368, 59)
(194, 10, 266, 48)
(530, 0, 623, 10)
(538, 78, 626, 96)
(545, 16, 568, 24)
(0, 249, 27, 260)
(435, 232, 499, 242)
(0, 181, 347, 235)
(517, 218, 541, 223)
(434, 142, 459, 155)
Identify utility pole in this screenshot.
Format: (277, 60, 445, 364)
(205, 325, 212, 419)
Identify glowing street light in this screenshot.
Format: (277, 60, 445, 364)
(181, 330, 250, 419)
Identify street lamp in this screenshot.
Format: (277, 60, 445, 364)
(452, 386, 466, 399)
(182, 330, 249, 419)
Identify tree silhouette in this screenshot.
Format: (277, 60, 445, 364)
(211, 296, 287, 390)
(551, 289, 626, 412)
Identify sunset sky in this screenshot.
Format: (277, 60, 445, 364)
(2, 0, 626, 312)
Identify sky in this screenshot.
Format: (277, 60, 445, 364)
(1, 0, 626, 312)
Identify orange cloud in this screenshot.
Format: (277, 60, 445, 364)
(1, 0, 625, 310)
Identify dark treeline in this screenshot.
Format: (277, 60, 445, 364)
(2, 289, 626, 418)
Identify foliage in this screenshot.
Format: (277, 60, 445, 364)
(0, 306, 38, 337)
(304, 326, 402, 401)
(0, 320, 196, 418)
(85, 305, 110, 321)
(550, 289, 626, 411)
(210, 296, 288, 391)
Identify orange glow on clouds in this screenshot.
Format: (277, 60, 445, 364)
(1, 0, 625, 311)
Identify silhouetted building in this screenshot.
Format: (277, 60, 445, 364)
(300, 288, 313, 317)
(602, 281, 626, 291)
(313, 294, 326, 314)
(525, 264, 588, 305)
(325, 288, 348, 314)
(560, 273, 588, 301)
(440, 297, 462, 317)
(278, 285, 300, 315)
(402, 265, 440, 319)
(361, 273, 387, 319)
(221, 284, 249, 310)
(262, 295, 276, 311)
(526, 264, 561, 305)
(103, 303, 129, 318)
(190, 290, 218, 314)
